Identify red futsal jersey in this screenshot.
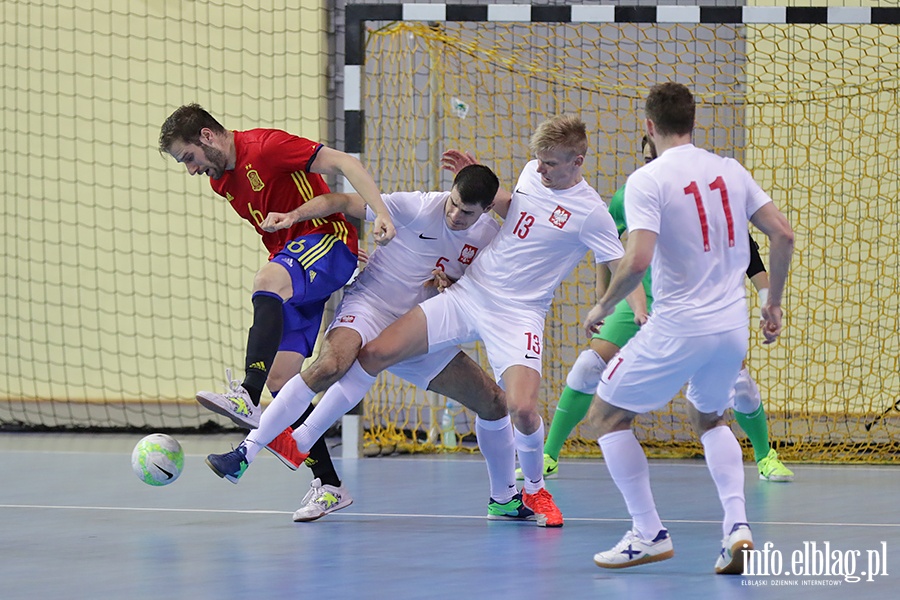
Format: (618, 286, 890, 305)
(209, 129, 359, 259)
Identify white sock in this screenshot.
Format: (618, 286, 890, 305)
(598, 429, 664, 540)
(293, 360, 376, 452)
(701, 425, 747, 536)
(514, 420, 545, 494)
(244, 374, 316, 462)
(476, 415, 516, 503)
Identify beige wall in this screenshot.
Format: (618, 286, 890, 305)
(1, 0, 328, 403)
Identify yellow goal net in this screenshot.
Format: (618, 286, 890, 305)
(358, 16, 898, 463)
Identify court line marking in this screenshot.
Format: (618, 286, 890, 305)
(0, 504, 897, 528)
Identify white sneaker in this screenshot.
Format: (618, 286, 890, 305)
(594, 528, 675, 569)
(196, 368, 260, 429)
(715, 522, 754, 574)
(292, 478, 353, 522)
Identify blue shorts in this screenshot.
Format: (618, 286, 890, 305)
(270, 234, 357, 357)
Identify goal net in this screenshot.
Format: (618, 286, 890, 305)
(357, 15, 898, 462)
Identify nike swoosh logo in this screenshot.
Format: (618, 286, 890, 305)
(525, 354, 539, 360)
(418, 233, 437, 240)
(154, 463, 174, 479)
(514, 188, 529, 196)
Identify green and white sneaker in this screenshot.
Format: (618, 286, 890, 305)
(487, 492, 535, 521)
(757, 448, 794, 482)
(515, 453, 559, 481)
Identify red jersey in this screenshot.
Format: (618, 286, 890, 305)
(209, 129, 359, 259)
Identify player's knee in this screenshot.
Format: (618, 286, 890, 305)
(357, 341, 394, 374)
(565, 349, 607, 394)
(252, 263, 292, 299)
(479, 387, 507, 421)
(731, 367, 761, 414)
(304, 354, 348, 392)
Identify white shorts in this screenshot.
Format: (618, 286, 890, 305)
(597, 321, 748, 415)
(419, 284, 545, 385)
(330, 291, 459, 389)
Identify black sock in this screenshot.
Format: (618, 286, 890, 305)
(293, 403, 342, 487)
(243, 292, 283, 405)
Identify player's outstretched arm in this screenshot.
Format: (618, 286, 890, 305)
(310, 146, 396, 246)
(440, 149, 512, 218)
(260, 193, 367, 232)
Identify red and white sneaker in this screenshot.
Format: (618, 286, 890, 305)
(522, 487, 564, 527)
(264, 427, 308, 470)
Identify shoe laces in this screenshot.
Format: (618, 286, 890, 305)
(223, 368, 245, 396)
(527, 488, 559, 514)
(609, 529, 643, 553)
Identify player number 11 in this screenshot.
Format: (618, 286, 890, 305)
(683, 176, 735, 252)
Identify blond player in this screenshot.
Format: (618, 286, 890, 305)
(354, 115, 640, 527)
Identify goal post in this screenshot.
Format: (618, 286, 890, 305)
(344, 3, 899, 462)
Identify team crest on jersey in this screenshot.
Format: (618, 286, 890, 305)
(549, 205, 572, 229)
(246, 168, 265, 192)
(458, 244, 478, 265)
(339, 315, 356, 323)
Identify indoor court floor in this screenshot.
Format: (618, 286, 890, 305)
(1, 432, 896, 599)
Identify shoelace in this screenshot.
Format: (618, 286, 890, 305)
(223, 368, 244, 396)
(610, 530, 641, 553)
(529, 489, 556, 513)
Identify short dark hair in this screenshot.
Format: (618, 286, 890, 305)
(453, 164, 499, 209)
(158, 103, 226, 154)
(645, 82, 695, 136)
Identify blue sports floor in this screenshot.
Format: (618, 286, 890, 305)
(1, 432, 897, 600)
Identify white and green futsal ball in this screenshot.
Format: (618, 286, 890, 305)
(131, 433, 184, 486)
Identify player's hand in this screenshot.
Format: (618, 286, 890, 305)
(441, 149, 478, 175)
(760, 304, 783, 344)
(372, 214, 396, 246)
(356, 248, 369, 266)
(583, 303, 612, 337)
(260, 211, 296, 232)
(633, 309, 649, 326)
(424, 268, 455, 293)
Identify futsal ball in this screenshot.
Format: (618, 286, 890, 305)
(131, 433, 184, 486)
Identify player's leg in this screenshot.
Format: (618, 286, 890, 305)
(195, 260, 290, 428)
(687, 327, 753, 574)
(424, 352, 532, 522)
(731, 365, 793, 481)
(196, 234, 356, 426)
(357, 306, 431, 376)
(293, 297, 435, 456)
(538, 339, 616, 477)
(592, 398, 675, 569)
(540, 297, 639, 478)
(255, 326, 364, 460)
(501, 364, 563, 527)
(205, 239, 357, 482)
(592, 328, 686, 569)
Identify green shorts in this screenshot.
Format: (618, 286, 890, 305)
(592, 293, 654, 349)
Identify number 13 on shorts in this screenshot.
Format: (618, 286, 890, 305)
(525, 332, 541, 359)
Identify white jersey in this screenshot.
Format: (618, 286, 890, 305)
(349, 191, 500, 317)
(457, 160, 624, 311)
(624, 144, 773, 337)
